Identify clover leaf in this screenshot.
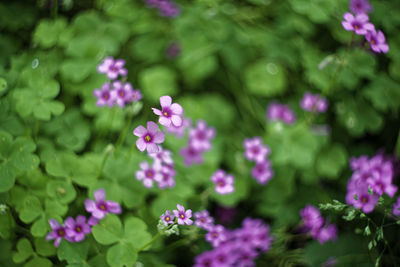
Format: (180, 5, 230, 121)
(92, 215, 152, 267)
(0, 130, 39, 192)
(12, 238, 52, 267)
(13, 75, 64, 120)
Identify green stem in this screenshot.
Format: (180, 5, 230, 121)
(97, 146, 113, 178)
(137, 232, 161, 253)
(99, 107, 116, 140)
(115, 112, 134, 153)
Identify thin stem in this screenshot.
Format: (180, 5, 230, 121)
(137, 232, 161, 253)
(115, 112, 134, 153)
(97, 146, 113, 178)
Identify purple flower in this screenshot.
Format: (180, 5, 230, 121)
(211, 170, 235, 195)
(160, 210, 175, 225)
(300, 92, 328, 113)
(155, 165, 176, 189)
(243, 137, 270, 163)
(350, 0, 372, 14)
(149, 146, 174, 166)
(130, 89, 142, 102)
(133, 121, 165, 153)
(205, 225, 227, 247)
(322, 257, 338, 267)
(165, 117, 191, 138)
(194, 210, 214, 230)
(110, 81, 134, 108)
(166, 42, 181, 58)
(194, 251, 215, 267)
(172, 204, 193, 225)
(313, 224, 338, 244)
(366, 30, 389, 54)
(300, 205, 324, 230)
(346, 153, 397, 213)
(342, 12, 374, 35)
(266, 102, 296, 124)
(64, 215, 91, 242)
(180, 145, 204, 166)
(189, 120, 216, 151)
(93, 83, 114, 107)
(152, 96, 183, 127)
(392, 196, 400, 216)
(97, 57, 128, 80)
(251, 160, 274, 185)
(85, 188, 121, 225)
(136, 161, 162, 188)
(46, 219, 71, 247)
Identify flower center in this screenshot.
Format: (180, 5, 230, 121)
(165, 216, 170, 221)
(144, 135, 152, 142)
(103, 92, 110, 100)
(361, 196, 368, 203)
(145, 170, 154, 178)
(118, 90, 125, 97)
(217, 180, 225, 187)
(196, 131, 206, 140)
(58, 229, 65, 237)
(180, 214, 185, 219)
(99, 204, 107, 210)
(75, 226, 82, 233)
(371, 39, 376, 44)
(251, 146, 260, 154)
(212, 232, 218, 238)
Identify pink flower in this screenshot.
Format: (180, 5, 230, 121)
(84, 189, 121, 225)
(133, 121, 165, 153)
(341, 12, 374, 35)
(211, 170, 235, 195)
(135, 161, 162, 188)
(172, 204, 193, 225)
(366, 30, 389, 54)
(152, 96, 183, 127)
(97, 57, 128, 80)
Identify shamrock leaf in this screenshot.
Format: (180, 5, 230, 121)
(45, 152, 99, 188)
(13, 75, 64, 120)
(316, 143, 348, 179)
(92, 215, 151, 267)
(12, 238, 52, 267)
(33, 18, 67, 48)
(0, 131, 39, 192)
(57, 239, 91, 267)
(44, 108, 91, 152)
(0, 99, 24, 136)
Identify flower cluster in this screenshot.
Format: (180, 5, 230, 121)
(134, 95, 184, 154)
(266, 102, 296, 124)
(144, 0, 180, 18)
(136, 146, 176, 189)
(94, 57, 142, 107)
(342, 0, 389, 53)
(210, 169, 235, 194)
(180, 120, 216, 166)
(160, 204, 193, 226)
(346, 153, 397, 213)
(47, 188, 121, 247)
(243, 137, 274, 185)
(194, 217, 273, 267)
(300, 205, 337, 244)
(300, 92, 328, 113)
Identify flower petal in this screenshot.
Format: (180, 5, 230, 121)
(64, 217, 75, 229)
(85, 199, 96, 212)
(146, 143, 159, 154)
(147, 121, 159, 134)
(171, 115, 182, 127)
(153, 132, 165, 143)
(94, 188, 106, 202)
(343, 12, 354, 22)
(49, 219, 60, 230)
(160, 96, 172, 107)
(136, 138, 146, 151)
(133, 125, 147, 137)
(170, 103, 183, 115)
(152, 108, 162, 116)
(106, 201, 122, 214)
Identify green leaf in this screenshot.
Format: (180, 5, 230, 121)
(46, 180, 76, 204)
(316, 143, 348, 179)
(123, 217, 152, 250)
(12, 238, 34, 264)
(57, 240, 90, 265)
(34, 237, 56, 257)
(60, 58, 96, 83)
(13, 76, 64, 120)
(0, 77, 7, 94)
(106, 242, 137, 267)
(33, 18, 67, 48)
(19, 195, 43, 223)
(25, 256, 52, 267)
(138, 66, 177, 102)
(245, 60, 286, 97)
(92, 214, 123, 245)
